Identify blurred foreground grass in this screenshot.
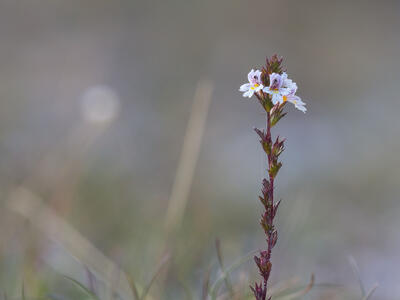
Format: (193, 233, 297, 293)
(0, 185, 374, 300)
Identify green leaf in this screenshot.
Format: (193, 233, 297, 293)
(262, 141, 271, 155)
(63, 275, 100, 300)
(271, 112, 287, 127)
(269, 162, 282, 178)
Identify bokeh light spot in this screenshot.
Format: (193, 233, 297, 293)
(81, 85, 120, 123)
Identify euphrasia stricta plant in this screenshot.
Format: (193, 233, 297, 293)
(239, 55, 307, 300)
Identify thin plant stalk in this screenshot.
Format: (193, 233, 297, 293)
(239, 55, 307, 300)
(164, 80, 214, 233)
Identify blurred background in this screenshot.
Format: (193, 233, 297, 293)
(0, 0, 400, 299)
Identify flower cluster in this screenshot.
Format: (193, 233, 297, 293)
(239, 61, 306, 112)
(239, 55, 307, 300)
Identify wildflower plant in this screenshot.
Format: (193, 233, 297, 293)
(239, 55, 307, 300)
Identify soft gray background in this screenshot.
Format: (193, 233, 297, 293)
(0, 0, 399, 299)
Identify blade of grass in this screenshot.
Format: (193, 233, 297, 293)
(268, 277, 300, 297)
(126, 274, 140, 300)
(139, 253, 170, 300)
(216, 272, 251, 300)
(7, 188, 134, 300)
(21, 283, 25, 300)
(362, 284, 378, 300)
(202, 266, 212, 300)
(215, 239, 234, 298)
(85, 267, 97, 295)
(178, 279, 193, 300)
(271, 282, 344, 299)
(63, 275, 100, 300)
(209, 250, 256, 300)
(272, 274, 314, 300)
(164, 80, 214, 233)
(348, 256, 366, 297)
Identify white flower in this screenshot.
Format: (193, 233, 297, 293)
(263, 72, 306, 112)
(281, 72, 295, 90)
(263, 73, 291, 105)
(239, 69, 264, 98)
(240, 69, 307, 112)
(282, 85, 307, 113)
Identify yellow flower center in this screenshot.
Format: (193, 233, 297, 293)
(250, 84, 259, 90)
(283, 95, 287, 102)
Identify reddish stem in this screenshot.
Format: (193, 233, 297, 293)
(252, 109, 277, 300)
(266, 111, 274, 262)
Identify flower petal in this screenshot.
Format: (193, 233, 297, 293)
(295, 104, 307, 113)
(288, 95, 307, 112)
(247, 69, 255, 83)
(263, 87, 273, 94)
(269, 73, 283, 90)
(239, 83, 251, 92)
(271, 93, 283, 105)
(243, 89, 254, 98)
